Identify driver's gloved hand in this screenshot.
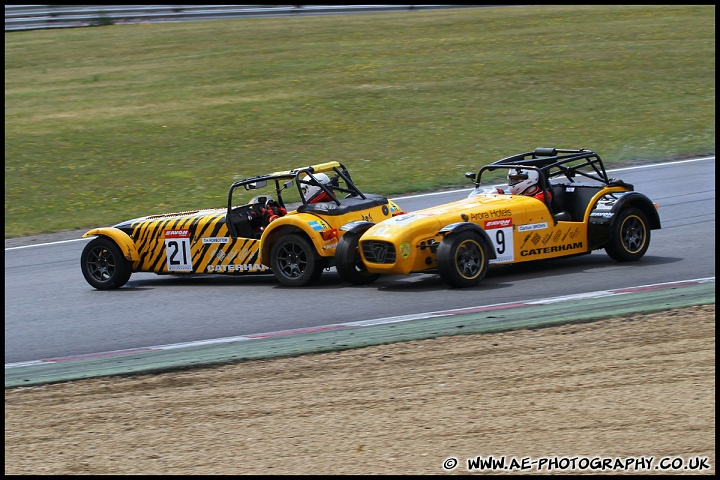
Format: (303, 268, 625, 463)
(262, 204, 286, 223)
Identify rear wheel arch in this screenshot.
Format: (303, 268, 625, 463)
(260, 225, 305, 266)
(605, 206, 651, 262)
(601, 192, 661, 230)
(588, 193, 660, 250)
(627, 199, 661, 230)
(268, 232, 324, 287)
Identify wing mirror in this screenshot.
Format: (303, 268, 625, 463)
(245, 180, 267, 190)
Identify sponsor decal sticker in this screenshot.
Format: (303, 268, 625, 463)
(518, 222, 548, 232)
(164, 229, 190, 238)
(470, 208, 512, 221)
(562, 227, 576, 241)
(309, 220, 330, 231)
(207, 264, 269, 273)
(521, 242, 584, 257)
(484, 218, 512, 229)
(520, 233, 533, 249)
(530, 232, 542, 246)
(399, 242, 411, 259)
(202, 237, 229, 244)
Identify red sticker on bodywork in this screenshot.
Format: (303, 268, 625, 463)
(164, 229, 190, 238)
(484, 218, 512, 229)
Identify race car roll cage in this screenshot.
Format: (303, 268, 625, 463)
(466, 147, 633, 223)
(224, 161, 372, 237)
(227, 161, 367, 212)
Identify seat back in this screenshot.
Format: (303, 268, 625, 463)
(562, 185, 603, 222)
(550, 184, 566, 214)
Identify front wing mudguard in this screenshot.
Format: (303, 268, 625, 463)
(83, 227, 140, 263)
(439, 222, 498, 260)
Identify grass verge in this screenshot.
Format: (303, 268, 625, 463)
(4, 5, 715, 238)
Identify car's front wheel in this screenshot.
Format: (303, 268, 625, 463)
(270, 234, 323, 287)
(436, 230, 489, 288)
(335, 232, 380, 285)
(80, 237, 132, 289)
(605, 207, 651, 261)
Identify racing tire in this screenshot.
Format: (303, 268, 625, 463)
(80, 236, 132, 290)
(436, 230, 489, 288)
(270, 234, 324, 287)
(605, 207, 651, 262)
(335, 232, 380, 285)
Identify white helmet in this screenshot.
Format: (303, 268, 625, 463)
(508, 168, 540, 195)
(301, 173, 332, 202)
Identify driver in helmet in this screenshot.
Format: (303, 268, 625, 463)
(301, 173, 334, 204)
(507, 168, 552, 203)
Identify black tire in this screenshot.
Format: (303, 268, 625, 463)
(80, 237, 132, 289)
(270, 234, 323, 287)
(335, 232, 380, 285)
(436, 230, 489, 288)
(605, 207, 651, 261)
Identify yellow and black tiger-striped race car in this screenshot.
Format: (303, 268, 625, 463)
(80, 161, 404, 289)
(335, 148, 661, 288)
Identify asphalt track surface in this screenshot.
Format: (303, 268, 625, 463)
(4, 157, 716, 387)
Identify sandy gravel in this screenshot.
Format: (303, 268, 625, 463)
(4, 304, 715, 475)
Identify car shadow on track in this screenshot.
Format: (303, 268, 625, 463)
(370, 253, 680, 293)
(119, 273, 280, 290)
(111, 253, 679, 291)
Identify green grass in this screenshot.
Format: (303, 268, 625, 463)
(4, 5, 715, 238)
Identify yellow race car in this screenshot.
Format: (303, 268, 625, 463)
(335, 148, 661, 288)
(81, 161, 404, 289)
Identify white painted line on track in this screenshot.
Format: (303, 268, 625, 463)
(5, 277, 713, 369)
(5, 237, 90, 250)
(605, 156, 715, 172)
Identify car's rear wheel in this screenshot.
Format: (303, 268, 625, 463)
(605, 207, 651, 261)
(81, 237, 132, 289)
(335, 232, 380, 285)
(270, 234, 323, 287)
(436, 230, 489, 288)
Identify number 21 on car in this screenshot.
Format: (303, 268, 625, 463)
(164, 229, 192, 272)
